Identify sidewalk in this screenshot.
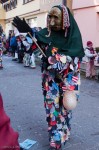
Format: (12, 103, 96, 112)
(80, 61, 99, 81)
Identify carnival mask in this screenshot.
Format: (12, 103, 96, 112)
(48, 7, 62, 31)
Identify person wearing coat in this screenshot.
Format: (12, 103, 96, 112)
(10, 32, 17, 57)
(0, 94, 20, 150)
(84, 41, 97, 79)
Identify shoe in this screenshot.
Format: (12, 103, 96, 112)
(24, 65, 29, 67)
(56, 145, 62, 150)
(30, 66, 36, 69)
(0, 66, 3, 69)
(12, 58, 18, 61)
(7, 53, 12, 57)
(86, 76, 91, 79)
(91, 76, 96, 79)
(18, 61, 23, 63)
(48, 146, 62, 150)
(48, 147, 56, 150)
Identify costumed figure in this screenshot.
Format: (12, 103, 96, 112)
(30, 27, 42, 66)
(0, 94, 20, 150)
(10, 32, 17, 57)
(20, 34, 36, 68)
(12, 5, 84, 150)
(84, 41, 97, 79)
(26, 36, 36, 68)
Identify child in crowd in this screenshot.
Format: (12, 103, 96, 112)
(84, 41, 97, 79)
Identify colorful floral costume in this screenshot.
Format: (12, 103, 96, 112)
(41, 47, 81, 149)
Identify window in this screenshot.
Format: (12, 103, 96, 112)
(42, 0, 59, 4)
(23, 0, 34, 4)
(3, 0, 17, 12)
(27, 18, 37, 28)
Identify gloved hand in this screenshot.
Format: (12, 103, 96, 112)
(41, 56, 48, 63)
(12, 16, 33, 34)
(41, 56, 49, 71)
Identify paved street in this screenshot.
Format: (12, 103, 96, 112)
(0, 56, 99, 150)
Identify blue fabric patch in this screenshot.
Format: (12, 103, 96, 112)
(20, 139, 37, 149)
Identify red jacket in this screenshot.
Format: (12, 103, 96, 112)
(0, 94, 20, 150)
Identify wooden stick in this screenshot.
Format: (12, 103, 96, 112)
(28, 32, 47, 57)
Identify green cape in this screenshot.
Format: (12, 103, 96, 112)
(36, 8, 84, 58)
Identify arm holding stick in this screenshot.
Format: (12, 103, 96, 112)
(27, 32, 46, 58)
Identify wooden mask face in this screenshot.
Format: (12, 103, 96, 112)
(48, 7, 62, 31)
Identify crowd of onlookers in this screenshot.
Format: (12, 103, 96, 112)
(0, 25, 99, 81)
(0, 27, 42, 69)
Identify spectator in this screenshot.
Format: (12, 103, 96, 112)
(7, 32, 12, 56)
(17, 36, 25, 63)
(10, 32, 17, 57)
(97, 52, 99, 64)
(85, 41, 97, 79)
(0, 48, 3, 69)
(5, 39, 10, 54)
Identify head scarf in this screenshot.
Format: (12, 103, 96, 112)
(36, 5, 84, 57)
(87, 41, 93, 46)
(47, 5, 70, 37)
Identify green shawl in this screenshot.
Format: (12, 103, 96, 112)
(36, 8, 84, 58)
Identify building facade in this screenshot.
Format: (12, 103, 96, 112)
(73, 0, 99, 48)
(0, 0, 73, 37)
(0, 4, 6, 30)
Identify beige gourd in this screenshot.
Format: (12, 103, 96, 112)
(63, 90, 77, 110)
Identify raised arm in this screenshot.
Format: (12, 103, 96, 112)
(12, 16, 33, 35)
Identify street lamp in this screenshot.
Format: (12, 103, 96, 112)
(62, 0, 66, 6)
